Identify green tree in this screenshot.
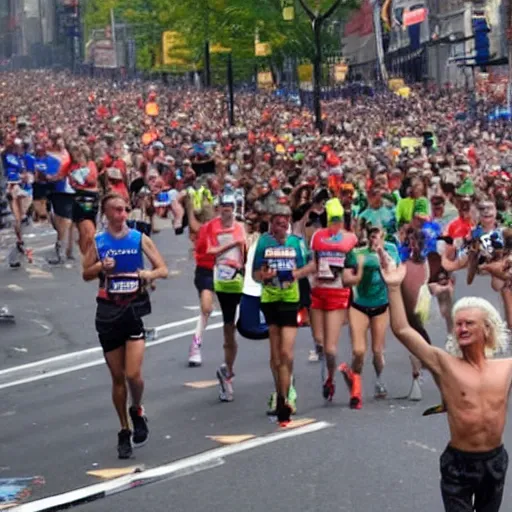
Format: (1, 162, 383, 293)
(84, 0, 359, 73)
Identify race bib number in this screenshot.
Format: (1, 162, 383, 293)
(317, 251, 345, 280)
(264, 246, 296, 288)
(215, 264, 237, 281)
(107, 274, 140, 295)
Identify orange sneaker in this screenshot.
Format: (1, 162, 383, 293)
(338, 362, 354, 391)
(350, 374, 362, 410)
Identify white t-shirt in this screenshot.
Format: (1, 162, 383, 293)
(242, 236, 262, 297)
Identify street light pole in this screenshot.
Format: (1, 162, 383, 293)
(297, 0, 343, 133)
(227, 51, 235, 126)
(508, 0, 512, 111)
(312, 18, 323, 132)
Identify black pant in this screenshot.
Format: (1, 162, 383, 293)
(440, 445, 508, 511)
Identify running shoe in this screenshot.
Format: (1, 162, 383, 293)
(117, 429, 133, 459)
(47, 242, 64, 265)
(276, 394, 292, 425)
(408, 377, 422, 401)
(340, 364, 362, 409)
(350, 374, 362, 410)
(338, 362, 353, 390)
(267, 392, 277, 416)
(374, 381, 388, 399)
(216, 363, 234, 402)
(308, 350, 319, 362)
(323, 377, 335, 401)
(188, 336, 202, 367)
(129, 405, 149, 447)
(308, 344, 324, 363)
(8, 244, 22, 268)
(297, 307, 310, 327)
(288, 379, 297, 415)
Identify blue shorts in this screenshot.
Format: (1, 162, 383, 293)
(194, 266, 214, 294)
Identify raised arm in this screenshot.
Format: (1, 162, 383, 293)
(379, 251, 442, 375)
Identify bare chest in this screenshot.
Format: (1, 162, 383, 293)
(440, 363, 509, 412)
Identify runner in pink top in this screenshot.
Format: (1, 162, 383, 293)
(310, 198, 358, 401)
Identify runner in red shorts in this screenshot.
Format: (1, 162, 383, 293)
(310, 198, 358, 401)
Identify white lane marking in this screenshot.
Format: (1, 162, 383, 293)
(32, 244, 56, 254)
(0, 315, 217, 377)
(404, 440, 438, 453)
(154, 311, 221, 333)
(0, 323, 223, 391)
(16, 421, 331, 512)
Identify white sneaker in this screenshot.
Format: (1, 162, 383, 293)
(308, 350, 319, 362)
(188, 336, 202, 367)
(216, 364, 234, 402)
(408, 377, 422, 401)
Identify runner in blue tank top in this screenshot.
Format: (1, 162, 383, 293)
(82, 193, 168, 460)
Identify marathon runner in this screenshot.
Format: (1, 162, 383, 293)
(66, 144, 100, 255)
(340, 224, 401, 409)
(310, 198, 357, 401)
(82, 193, 168, 459)
(3, 137, 33, 267)
(186, 178, 217, 367)
(45, 132, 74, 264)
(204, 188, 247, 402)
(253, 202, 315, 424)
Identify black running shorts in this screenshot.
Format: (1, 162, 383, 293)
(216, 292, 242, 325)
(194, 266, 214, 294)
(50, 193, 74, 220)
(95, 299, 147, 353)
(73, 191, 99, 224)
(261, 301, 299, 328)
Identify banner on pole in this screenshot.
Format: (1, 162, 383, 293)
(258, 71, 274, 89)
(162, 31, 193, 67)
(298, 63, 313, 83)
(255, 42, 272, 57)
(281, 0, 295, 20)
(334, 62, 349, 82)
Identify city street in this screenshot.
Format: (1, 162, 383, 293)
(1, 224, 512, 511)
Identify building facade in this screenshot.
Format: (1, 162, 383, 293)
(342, 0, 508, 86)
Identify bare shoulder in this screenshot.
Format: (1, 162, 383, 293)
(488, 358, 512, 374)
(434, 347, 458, 368)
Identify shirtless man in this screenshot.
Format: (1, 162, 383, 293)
(379, 253, 510, 511)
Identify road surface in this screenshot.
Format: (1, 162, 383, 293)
(1, 224, 510, 512)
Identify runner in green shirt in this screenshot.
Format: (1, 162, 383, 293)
(253, 203, 315, 424)
(339, 226, 401, 410)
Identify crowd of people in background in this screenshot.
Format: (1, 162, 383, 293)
(3, 70, 512, 509)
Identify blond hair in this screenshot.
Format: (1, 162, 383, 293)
(445, 297, 509, 357)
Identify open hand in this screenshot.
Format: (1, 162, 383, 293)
(379, 252, 406, 287)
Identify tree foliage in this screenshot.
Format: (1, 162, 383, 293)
(84, 0, 360, 71)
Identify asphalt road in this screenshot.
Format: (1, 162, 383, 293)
(1, 224, 512, 512)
